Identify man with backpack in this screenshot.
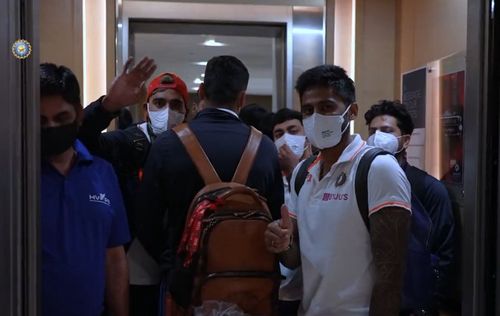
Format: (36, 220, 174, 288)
(78, 58, 191, 315)
(136, 55, 284, 314)
(265, 65, 412, 316)
(365, 100, 456, 315)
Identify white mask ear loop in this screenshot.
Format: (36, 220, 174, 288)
(340, 104, 352, 134)
(395, 134, 411, 154)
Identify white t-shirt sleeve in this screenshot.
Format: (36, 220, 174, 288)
(367, 155, 412, 216)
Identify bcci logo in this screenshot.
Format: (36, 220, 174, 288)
(12, 39, 32, 59)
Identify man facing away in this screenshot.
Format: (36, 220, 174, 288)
(40, 63, 130, 316)
(136, 55, 284, 294)
(265, 65, 412, 316)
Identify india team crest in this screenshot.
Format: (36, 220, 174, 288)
(335, 172, 347, 187)
(12, 39, 32, 59)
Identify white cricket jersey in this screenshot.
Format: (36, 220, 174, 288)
(287, 135, 411, 316)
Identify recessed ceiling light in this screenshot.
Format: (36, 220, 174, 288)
(193, 78, 203, 84)
(292, 27, 323, 35)
(202, 39, 226, 47)
(201, 74, 205, 78)
(194, 61, 207, 66)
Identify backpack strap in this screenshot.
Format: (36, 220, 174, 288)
(173, 124, 221, 185)
(232, 127, 263, 184)
(355, 147, 389, 230)
(294, 155, 318, 196)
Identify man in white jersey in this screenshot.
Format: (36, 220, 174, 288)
(265, 65, 412, 316)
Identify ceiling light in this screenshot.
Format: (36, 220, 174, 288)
(193, 78, 203, 84)
(202, 39, 226, 47)
(292, 27, 323, 35)
(201, 74, 205, 78)
(194, 61, 207, 66)
(191, 86, 199, 91)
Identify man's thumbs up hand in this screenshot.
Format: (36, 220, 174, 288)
(265, 205, 294, 253)
(280, 205, 292, 229)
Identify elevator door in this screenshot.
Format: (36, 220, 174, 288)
(129, 21, 285, 118)
(0, 0, 40, 315)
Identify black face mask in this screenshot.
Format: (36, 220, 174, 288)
(41, 121, 79, 157)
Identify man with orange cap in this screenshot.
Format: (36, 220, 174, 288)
(141, 72, 190, 138)
(79, 64, 190, 316)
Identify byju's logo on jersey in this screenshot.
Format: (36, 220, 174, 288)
(89, 193, 111, 206)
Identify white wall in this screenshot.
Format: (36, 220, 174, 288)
(353, 0, 397, 139)
(40, 0, 83, 87)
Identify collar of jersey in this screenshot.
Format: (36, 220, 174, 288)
(307, 134, 366, 181)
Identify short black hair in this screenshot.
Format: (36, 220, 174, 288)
(40, 63, 81, 107)
(364, 100, 415, 135)
(295, 65, 355, 105)
(272, 108, 303, 131)
(239, 103, 274, 140)
(203, 56, 249, 106)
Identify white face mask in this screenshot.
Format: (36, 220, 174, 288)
(275, 133, 306, 157)
(147, 104, 185, 135)
(303, 105, 351, 150)
(366, 130, 404, 154)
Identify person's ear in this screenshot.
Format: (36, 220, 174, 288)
(348, 103, 358, 120)
(402, 133, 412, 149)
(198, 83, 206, 101)
(235, 91, 247, 113)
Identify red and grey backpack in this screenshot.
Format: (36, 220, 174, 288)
(166, 124, 281, 316)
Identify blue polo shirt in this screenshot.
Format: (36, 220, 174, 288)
(41, 140, 130, 316)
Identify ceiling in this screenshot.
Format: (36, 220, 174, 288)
(133, 32, 275, 95)
(127, 0, 325, 6)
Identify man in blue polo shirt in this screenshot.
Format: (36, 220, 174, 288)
(40, 63, 130, 316)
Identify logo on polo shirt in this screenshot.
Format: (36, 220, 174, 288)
(322, 192, 349, 201)
(89, 193, 111, 206)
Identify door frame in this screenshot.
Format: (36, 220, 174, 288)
(0, 0, 40, 315)
(463, 0, 497, 314)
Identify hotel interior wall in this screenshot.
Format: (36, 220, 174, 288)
(331, 0, 467, 174)
(40, 0, 116, 108)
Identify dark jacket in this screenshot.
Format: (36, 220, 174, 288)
(403, 163, 456, 308)
(78, 99, 152, 234)
(135, 108, 284, 274)
(79, 99, 152, 168)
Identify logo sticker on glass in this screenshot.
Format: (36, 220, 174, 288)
(12, 39, 32, 59)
